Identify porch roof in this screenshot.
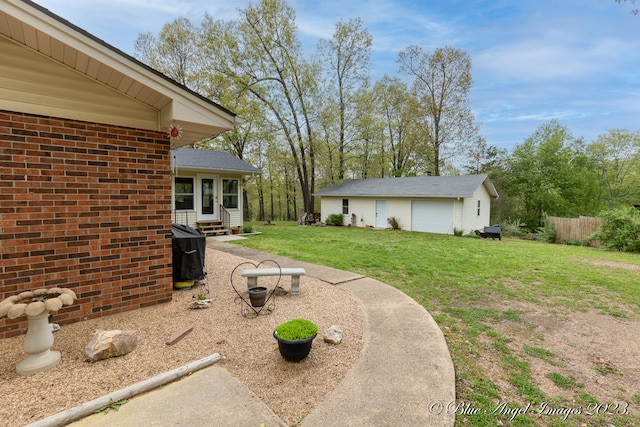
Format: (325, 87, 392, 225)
(172, 148, 261, 175)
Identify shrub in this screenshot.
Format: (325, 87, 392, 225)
(274, 318, 318, 341)
(453, 227, 463, 237)
(502, 218, 527, 238)
(388, 216, 401, 230)
(242, 224, 254, 233)
(534, 216, 556, 243)
(595, 207, 640, 253)
(326, 213, 344, 226)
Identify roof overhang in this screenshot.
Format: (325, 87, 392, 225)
(482, 177, 500, 199)
(0, 0, 240, 146)
(173, 166, 262, 176)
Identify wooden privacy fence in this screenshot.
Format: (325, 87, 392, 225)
(548, 216, 602, 246)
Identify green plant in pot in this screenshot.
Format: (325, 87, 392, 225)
(273, 318, 318, 362)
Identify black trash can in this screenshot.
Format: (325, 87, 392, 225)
(171, 224, 206, 289)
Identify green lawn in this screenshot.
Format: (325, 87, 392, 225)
(233, 222, 640, 426)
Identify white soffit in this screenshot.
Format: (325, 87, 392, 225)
(0, 0, 238, 144)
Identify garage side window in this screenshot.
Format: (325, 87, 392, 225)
(477, 200, 481, 216)
(223, 179, 239, 209)
(342, 198, 349, 215)
(175, 177, 194, 210)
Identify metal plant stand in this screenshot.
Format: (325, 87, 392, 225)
(230, 260, 281, 317)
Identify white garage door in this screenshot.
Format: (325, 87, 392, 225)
(411, 200, 454, 234)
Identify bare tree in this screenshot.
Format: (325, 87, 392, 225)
(134, 18, 204, 91)
(317, 18, 372, 181)
(398, 46, 478, 176)
(200, 0, 318, 215)
(373, 76, 415, 177)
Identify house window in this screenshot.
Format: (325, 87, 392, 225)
(223, 179, 239, 209)
(174, 177, 194, 210)
(342, 198, 349, 215)
(477, 200, 481, 216)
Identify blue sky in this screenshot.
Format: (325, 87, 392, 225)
(35, 0, 640, 151)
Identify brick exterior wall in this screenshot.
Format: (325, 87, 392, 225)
(0, 111, 173, 339)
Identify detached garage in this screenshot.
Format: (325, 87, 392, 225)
(315, 174, 499, 235)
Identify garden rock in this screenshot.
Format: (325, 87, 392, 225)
(324, 325, 343, 344)
(85, 329, 138, 361)
(189, 299, 211, 309)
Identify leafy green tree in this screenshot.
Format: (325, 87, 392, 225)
(134, 17, 204, 92)
(351, 87, 386, 179)
(372, 76, 417, 177)
(195, 91, 272, 220)
(462, 137, 510, 223)
(134, 17, 273, 221)
(200, 0, 318, 215)
(507, 120, 599, 229)
(462, 136, 505, 175)
(316, 18, 372, 181)
(587, 129, 640, 209)
(397, 46, 478, 176)
(597, 207, 640, 253)
(315, 86, 383, 185)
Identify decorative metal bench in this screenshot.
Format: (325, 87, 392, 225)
(241, 267, 307, 296)
(475, 225, 502, 240)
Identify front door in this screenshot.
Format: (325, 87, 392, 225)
(197, 175, 217, 221)
(375, 200, 387, 228)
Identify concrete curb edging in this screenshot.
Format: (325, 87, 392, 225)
(25, 353, 221, 427)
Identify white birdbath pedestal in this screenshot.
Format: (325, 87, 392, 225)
(0, 287, 77, 376)
(17, 310, 60, 375)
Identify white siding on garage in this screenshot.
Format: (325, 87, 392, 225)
(320, 197, 345, 223)
(321, 195, 487, 234)
(348, 198, 371, 226)
(386, 199, 411, 230)
(322, 198, 414, 229)
(460, 185, 493, 233)
(411, 200, 455, 234)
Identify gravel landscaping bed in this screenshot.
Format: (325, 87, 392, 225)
(0, 248, 364, 426)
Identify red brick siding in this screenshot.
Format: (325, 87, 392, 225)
(0, 111, 173, 339)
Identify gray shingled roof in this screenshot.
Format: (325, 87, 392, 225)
(171, 148, 261, 175)
(314, 174, 498, 198)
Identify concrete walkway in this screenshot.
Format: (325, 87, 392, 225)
(64, 239, 456, 427)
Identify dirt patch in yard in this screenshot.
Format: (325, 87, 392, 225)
(470, 294, 640, 426)
(457, 256, 640, 425)
(583, 259, 640, 271)
(492, 307, 640, 404)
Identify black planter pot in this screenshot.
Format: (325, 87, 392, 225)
(248, 286, 268, 307)
(273, 331, 317, 362)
